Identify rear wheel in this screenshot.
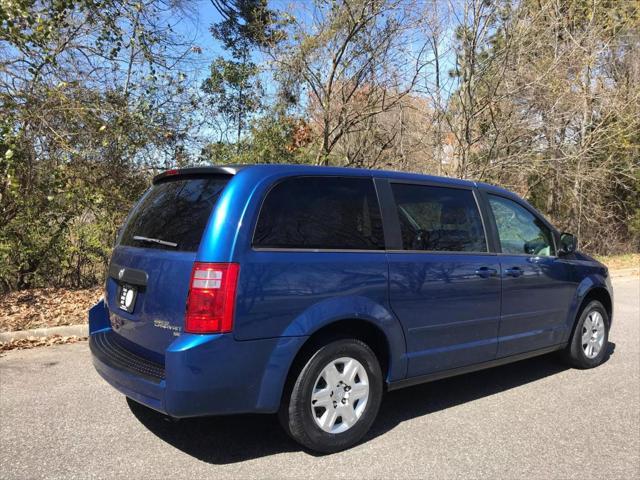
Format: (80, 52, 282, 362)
(279, 338, 383, 453)
(563, 300, 610, 369)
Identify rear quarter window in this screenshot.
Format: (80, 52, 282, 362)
(253, 176, 384, 250)
(119, 176, 230, 251)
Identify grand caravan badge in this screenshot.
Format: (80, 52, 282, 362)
(153, 320, 182, 336)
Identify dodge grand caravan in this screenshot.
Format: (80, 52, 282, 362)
(89, 164, 612, 453)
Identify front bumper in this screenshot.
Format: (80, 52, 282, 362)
(89, 300, 306, 418)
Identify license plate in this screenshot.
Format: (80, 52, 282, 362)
(118, 283, 137, 313)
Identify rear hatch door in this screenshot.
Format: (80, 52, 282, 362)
(105, 174, 230, 359)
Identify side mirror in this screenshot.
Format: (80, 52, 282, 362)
(559, 232, 577, 256)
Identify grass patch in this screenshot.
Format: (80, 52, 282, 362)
(594, 253, 640, 270)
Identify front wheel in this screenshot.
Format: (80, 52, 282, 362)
(279, 338, 383, 453)
(563, 300, 610, 369)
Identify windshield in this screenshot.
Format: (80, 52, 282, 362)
(119, 175, 230, 251)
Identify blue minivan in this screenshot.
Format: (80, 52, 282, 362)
(89, 164, 613, 452)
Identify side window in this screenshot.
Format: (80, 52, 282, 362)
(390, 184, 487, 252)
(488, 195, 556, 256)
(253, 176, 385, 250)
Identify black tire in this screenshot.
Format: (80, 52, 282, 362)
(279, 338, 383, 453)
(563, 300, 610, 369)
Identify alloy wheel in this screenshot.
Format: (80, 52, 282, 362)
(582, 310, 605, 359)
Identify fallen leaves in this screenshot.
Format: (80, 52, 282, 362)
(0, 335, 87, 352)
(0, 287, 102, 332)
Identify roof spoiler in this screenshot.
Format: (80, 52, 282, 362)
(152, 166, 243, 184)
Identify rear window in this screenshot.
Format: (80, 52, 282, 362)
(253, 176, 384, 250)
(119, 176, 230, 251)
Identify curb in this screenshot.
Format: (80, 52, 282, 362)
(0, 324, 88, 343)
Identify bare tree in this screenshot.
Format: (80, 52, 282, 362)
(272, 0, 426, 165)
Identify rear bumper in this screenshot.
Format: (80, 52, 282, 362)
(89, 300, 307, 418)
(91, 335, 166, 413)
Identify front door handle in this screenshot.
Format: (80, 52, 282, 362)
(505, 266, 524, 277)
(475, 266, 497, 278)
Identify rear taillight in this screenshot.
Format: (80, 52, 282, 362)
(185, 262, 239, 334)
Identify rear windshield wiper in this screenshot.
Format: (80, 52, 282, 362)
(132, 235, 178, 248)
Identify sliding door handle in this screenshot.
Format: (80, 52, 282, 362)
(505, 266, 524, 277)
(475, 266, 498, 278)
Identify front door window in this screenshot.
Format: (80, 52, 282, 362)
(488, 195, 555, 256)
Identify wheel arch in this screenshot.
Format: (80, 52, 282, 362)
(274, 316, 400, 412)
(568, 284, 613, 344)
(579, 287, 612, 319)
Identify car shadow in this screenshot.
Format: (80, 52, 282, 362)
(129, 342, 615, 464)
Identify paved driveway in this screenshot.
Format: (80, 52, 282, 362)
(1, 276, 638, 479)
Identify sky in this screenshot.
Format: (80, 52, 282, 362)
(186, 1, 222, 55)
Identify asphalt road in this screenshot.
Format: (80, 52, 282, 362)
(1, 276, 638, 480)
